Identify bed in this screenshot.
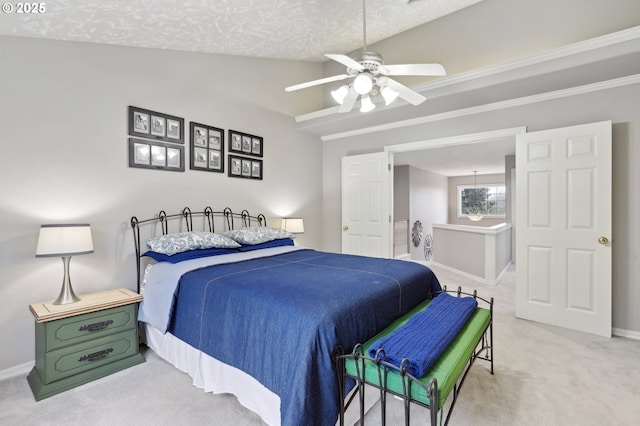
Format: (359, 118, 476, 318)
(130, 207, 442, 426)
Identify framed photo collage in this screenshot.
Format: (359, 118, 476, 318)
(127, 106, 263, 180)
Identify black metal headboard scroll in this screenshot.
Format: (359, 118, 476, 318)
(130, 206, 267, 293)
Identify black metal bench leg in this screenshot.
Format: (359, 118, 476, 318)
(429, 378, 439, 426)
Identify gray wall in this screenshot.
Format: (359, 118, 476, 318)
(408, 167, 448, 261)
(0, 36, 324, 371)
(495, 226, 512, 276)
(393, 165, 410, 221)
(432, 227, 486, 278)
(394, 165, 448, 260)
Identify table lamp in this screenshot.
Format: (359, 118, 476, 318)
(36, 224, 94, 305)
(281, 217, 304, 234)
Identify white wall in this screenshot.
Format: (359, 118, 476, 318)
(0, 36, 324, 371)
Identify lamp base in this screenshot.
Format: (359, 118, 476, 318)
(52, 256, 81, 305)
(53, 285, 80, 305)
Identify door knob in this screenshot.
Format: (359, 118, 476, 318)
(343, 226, 349, 231)
(598, 236, 609, 245)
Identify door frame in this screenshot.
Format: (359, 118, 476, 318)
(383, 127, 527, 157)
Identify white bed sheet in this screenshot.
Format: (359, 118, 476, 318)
(143, 323, 281, 426)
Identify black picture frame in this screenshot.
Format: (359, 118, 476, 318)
(128, 106, 184, 143)
(190, 122, 225, 173)
(228, 129, 263, 157)
(228, 155, 262, 180)
(128, 138, 184, 172)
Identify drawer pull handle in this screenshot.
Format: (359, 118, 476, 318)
(79, 320, 114, 332)
(78, 348, 113, 362)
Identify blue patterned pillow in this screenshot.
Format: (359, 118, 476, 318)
(146, 231, 240, 255)
(224, 227, 293, 245)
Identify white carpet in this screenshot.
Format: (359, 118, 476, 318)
(1, 264, 639, 425)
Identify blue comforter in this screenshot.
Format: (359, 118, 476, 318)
(168, 249, 441, 426)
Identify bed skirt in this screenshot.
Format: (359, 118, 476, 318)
(143, 323, 280, 426)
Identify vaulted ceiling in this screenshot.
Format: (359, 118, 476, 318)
(3, 0, 639, 177)
(0, 0, 482, 61)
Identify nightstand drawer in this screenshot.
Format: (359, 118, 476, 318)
(41, 304, 137, 351)
(42, 329, 139, 384)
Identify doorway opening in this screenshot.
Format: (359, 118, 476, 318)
(385, 126, 524, 282)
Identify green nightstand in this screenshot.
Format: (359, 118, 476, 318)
(27, 288, 145, 400)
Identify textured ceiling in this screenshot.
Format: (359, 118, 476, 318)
(0, 0, 482, 61)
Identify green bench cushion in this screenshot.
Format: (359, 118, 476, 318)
(345, 298, 491, 407)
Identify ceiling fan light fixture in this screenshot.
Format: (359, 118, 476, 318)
(353, 73, 373, 95)
(360, 95, 375, 113)
(331, 85, 349, 104)
(380, 85, 399, 105)
(283, 0, 446, 115)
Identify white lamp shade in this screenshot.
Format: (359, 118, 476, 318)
(381, 86, 399, 105)
(36, 224, 94, 257)
(360, 96, 376, 113)
(281, 218, 304, 234)
(331, 85, 349, 104)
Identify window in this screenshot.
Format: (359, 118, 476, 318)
(458, 184, 506, 218)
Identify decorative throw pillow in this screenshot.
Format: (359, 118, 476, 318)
(224, 227, 293, 245)
(146, 231, 240, 255)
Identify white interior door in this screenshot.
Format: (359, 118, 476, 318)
(516, 121, 612, 337)
(341, 152, 392, 258)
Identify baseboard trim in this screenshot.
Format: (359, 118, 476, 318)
(0, 361, 33, 381)
(612, 327, 640, 340)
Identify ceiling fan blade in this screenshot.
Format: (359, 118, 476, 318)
(325, 54, 364, 71)
(338, 89, 359, 113)
(285, 74, 350, 92)
(379, 63, 446, 76)
(385, 78, 427, 106)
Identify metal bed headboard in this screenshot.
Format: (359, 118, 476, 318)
(130, 206, 267, 293)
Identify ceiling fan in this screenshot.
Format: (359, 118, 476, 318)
(285, 0, 446, 113)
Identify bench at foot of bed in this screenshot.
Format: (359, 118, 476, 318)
(334, 287, 493, 426)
